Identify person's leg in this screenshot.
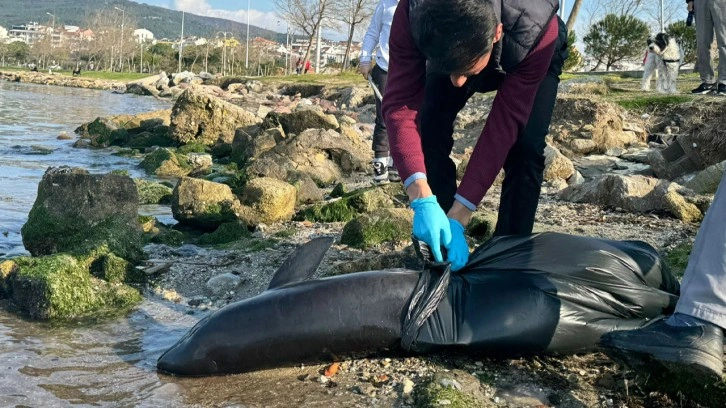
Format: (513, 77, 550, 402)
(709, 0, 726, 88)
(599, 173, 726, 379)
(371, 65, 389, 158)
(418, 73, 473, 212)
(695, 0, 716, 85)
(674, 173, 726, 329)
(494, 18, 568, 236)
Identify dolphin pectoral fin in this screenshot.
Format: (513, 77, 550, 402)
(267, 236, 335, 290)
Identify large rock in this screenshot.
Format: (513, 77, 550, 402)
(75, 110, 173, 148)
(140, 148, 192, 177)
(240, 177, 297, 224)
(170, 86, 260, 146)
(246, 128, 369, 185)
(340, 208, 413, 249)
(135, 179, 173, 204)
(1, 253, 141, 321)
(259, 107, 339, 136)
(337, 86, 374, 109)
(558, 174, 702, 221)
(685, 161, 726, 194)
(171, 177, 247, 229)
(21, 167, 143, 261)
(298, 185, 398, 222)
(543, 144, 575, 181)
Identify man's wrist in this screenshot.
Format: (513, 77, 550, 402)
(447, 200, 473, 226)
(406, 179, 433, 201)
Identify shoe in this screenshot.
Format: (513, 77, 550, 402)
(709, 83, 726, 96)
(691, 82, 716, 94)
(598, 318, 724, 380)
(387, 157, 401, 183)
(371, 157, 389, 185)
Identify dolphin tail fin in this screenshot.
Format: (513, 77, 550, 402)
(267, 236, 335, 290)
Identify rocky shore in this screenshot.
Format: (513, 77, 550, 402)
(2, 70, 726, 407)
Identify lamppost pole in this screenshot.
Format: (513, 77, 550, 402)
(114, 6, 125, 71)
(245, 0, 251, 70)
(178, 10, 185, 73)
(46, 12, 55, 48)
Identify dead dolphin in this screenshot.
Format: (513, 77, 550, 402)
(157, 233, 679, 376)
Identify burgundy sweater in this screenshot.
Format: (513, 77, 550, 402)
(383, 0, 559, 209)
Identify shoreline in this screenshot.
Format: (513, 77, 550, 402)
(0, 69, 129, 91)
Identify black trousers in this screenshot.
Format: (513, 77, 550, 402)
(371, 64, 390, 158)
(417, 18, 568, 236)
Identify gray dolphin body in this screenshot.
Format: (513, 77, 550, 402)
(157, 233, 679, 376)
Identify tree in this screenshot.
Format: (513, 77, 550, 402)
(331, 0, 377, 70)
(564, 30, 583, 71)
(6, 42, 30, 64)
(274, 0, 339, 72)
(666, 20, 696, 66)
(584, 14, 649, 71)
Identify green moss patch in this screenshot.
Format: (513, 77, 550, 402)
(340, 208, 412, 249)
(139, 148, 191, 177)
(135, 179, 173, 205)
(297, 186, 396, 223)
(414, 379, 483, 408)
(6, 254, 141, 321)
(663, 241, 693, 279)
(198, 222, 250, 246)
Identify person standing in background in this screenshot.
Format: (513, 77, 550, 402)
(359, 0, 401, 184)
(687, 0, 726, 95)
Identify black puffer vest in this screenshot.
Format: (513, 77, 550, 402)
(410, 0, 559, 72)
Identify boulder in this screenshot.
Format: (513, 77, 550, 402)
(289, 172, 325, 204)
(570, 139, 597, 155)
(558, 174, 702, 221)
(337, 86, 373, 109)
(241, 177, 297, 224)
(205, 272, 242, 297)
(543, 144, 575, 182)
(21, 167, 143, 261)
(298, 185, 398, 222)
(170, 86, 260, 146)
(187, 152, 213, 174)
(246, 128, 369, 185)
(684, 161, 726, 194)
(663, 191, 703, 223)
(75, 110, 173, 148)
(171, 177, 246, 229)
(139, 148, 191, 177)
(2, 253, 141, 321)
(259, 107, 339, 136)
(340, 208, 413, 249)
(135, 179, 174, 205)
(231, 127, 285, 165)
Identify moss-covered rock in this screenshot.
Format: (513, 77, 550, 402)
(89, 252, 145, 284)
(171, 177, 246, 229)
(298, 185, 397, 223)
(466, 211, 498, 242)
(340, 208, 413, 249)
(139, 148, 191, 178)
(241, 177, 297, 224)
(198, 222, 250, 245)
(5, 254, 142, 321)
(260, 108, 339, 136)
(330, 182, 346, 198)
(414, 379, 483, 408)
(149, 229, 186, 247)
(21, 168, 143, 262)
(135, 179, 174, 205)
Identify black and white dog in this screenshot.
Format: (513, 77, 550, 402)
(642, 33, 682, 94)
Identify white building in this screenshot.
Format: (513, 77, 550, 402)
(133, 28, 154, 43)
(0, 25, 7, 40)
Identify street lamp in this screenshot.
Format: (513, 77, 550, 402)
(178, 10, 185, 73)
(46, 12, 55, 48)
(114, 6, 125, 72)
(245, 0, 250, 70)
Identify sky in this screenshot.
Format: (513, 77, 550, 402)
(132, 0, 689, 41)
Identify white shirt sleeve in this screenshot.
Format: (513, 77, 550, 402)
(359, 1, 385, 64)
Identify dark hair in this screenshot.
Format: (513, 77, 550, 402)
(411, 0, 499, 74)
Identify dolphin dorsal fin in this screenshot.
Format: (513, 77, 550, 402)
(267, 237, 335, 290)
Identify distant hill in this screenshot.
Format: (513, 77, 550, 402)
(0, 0, 283, 42)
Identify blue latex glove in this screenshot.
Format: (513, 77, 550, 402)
(411, 196, 451, 263)
(446, 218, 470, 271)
